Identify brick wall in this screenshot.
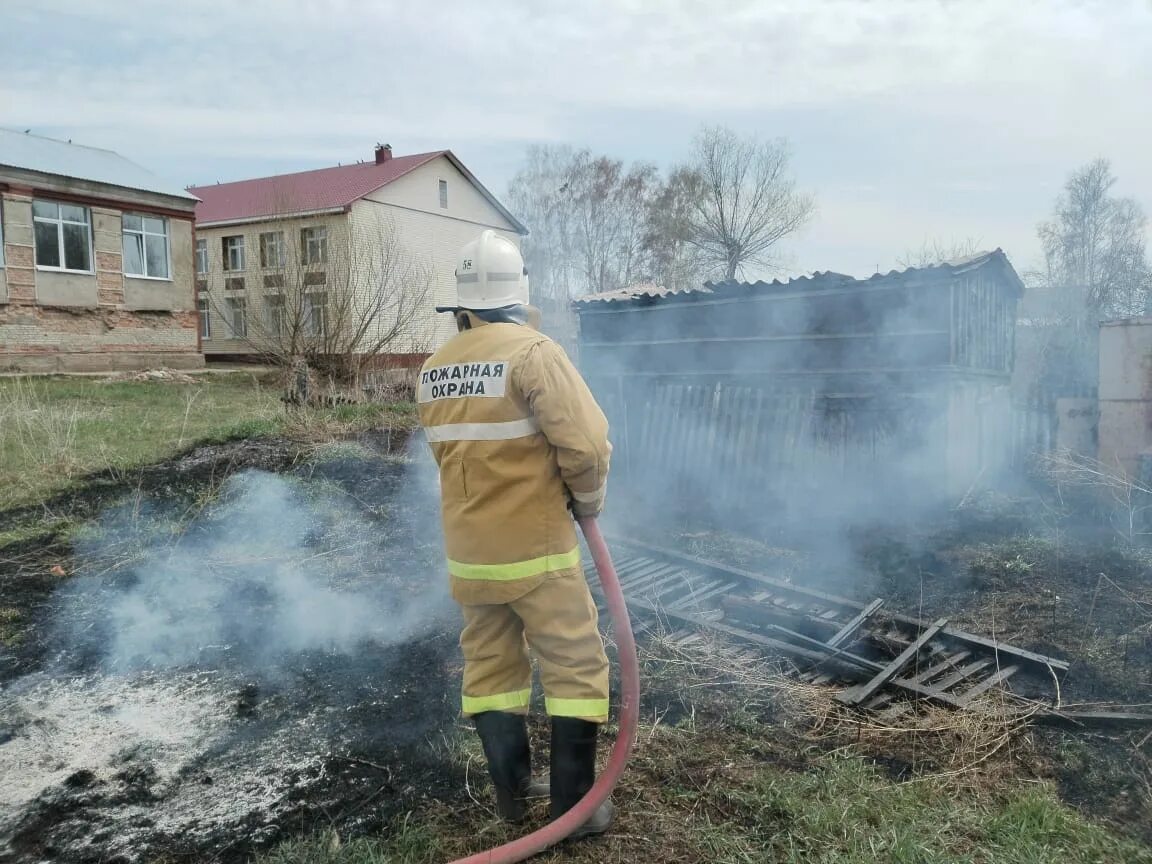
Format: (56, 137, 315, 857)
(0, 306, 201, 373)
(0, 186, 202, 373)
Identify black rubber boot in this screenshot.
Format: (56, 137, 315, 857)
(549, 717, 615, 838)
(473, 711, 534, 822)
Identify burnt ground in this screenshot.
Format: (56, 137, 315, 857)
(3, 441, 1152, 860)
(0, 435, 471, 864)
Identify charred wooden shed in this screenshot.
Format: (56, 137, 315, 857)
(572, 250, 1023, 526)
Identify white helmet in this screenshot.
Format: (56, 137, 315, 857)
(444, 230, 529, 311)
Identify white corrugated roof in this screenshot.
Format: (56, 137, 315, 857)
(0, 128, 197, 201)
(576, 282, 715, 304)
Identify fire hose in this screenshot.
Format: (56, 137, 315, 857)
(446, 517, 640, 864)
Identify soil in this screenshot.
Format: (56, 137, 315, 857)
(4, 439, 1152, 860)
(0, 434, 470, 864)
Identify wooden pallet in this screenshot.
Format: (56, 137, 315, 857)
(586, 538, 1071, 715)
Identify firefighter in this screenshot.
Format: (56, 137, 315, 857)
(417, 230, 614, 837)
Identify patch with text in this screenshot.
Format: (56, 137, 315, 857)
(418, 361, 509, 402)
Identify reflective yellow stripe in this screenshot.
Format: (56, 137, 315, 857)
(461, 688, 532, 714)
(545, 696, 610, 719)
(424, 418, 539, 442)
(448, 546, 581, 581)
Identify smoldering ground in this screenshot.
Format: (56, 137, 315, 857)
(0, 446, 468, 864)
(47, 466, 453, 675)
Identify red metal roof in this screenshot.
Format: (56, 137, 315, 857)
(189, 151, 445, 225)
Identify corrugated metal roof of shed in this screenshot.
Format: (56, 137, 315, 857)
(573, 249, 1023, 308)
(576, 282, 714, 303)
(0, 128, 198, 201)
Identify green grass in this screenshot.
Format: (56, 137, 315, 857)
(0, 374, 418, 511)
(259, 820, 442, 864)
(0, 374, 280, 509)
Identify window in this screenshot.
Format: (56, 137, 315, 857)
(305, 292, 328, 337)
(0, 209, 5, 267)
(222, 235, 245, 271)
(226, 296, 248, 337)
(439, 179, 448, 209)
(300, 227, 327, 265)
(265, 295, 287, 337)
(122, 214, 170, 279)
(195, 238, 208, 274)
(198, 297, 211, 339)
(260, 231, 285, 268)
(33, 201, 92, 271)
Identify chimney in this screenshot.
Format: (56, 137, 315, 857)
(374, 143, 393, 164)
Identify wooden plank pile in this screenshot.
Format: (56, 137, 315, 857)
(593, 538, 1152, 727)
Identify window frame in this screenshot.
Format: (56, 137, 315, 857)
(32, 200, 94, 274)
(195, 238, 208, 275)
(305, 290, 329, 337)
(222, 235, 246, 272)
(300, 226, 328, 265)
(0, 206, 5, 268)
(259, 231, 286, 269)
(265, 295, 287, 337)
(226, 296, 248, 338)
(122, 213, 172, 281)
(438, 179, 448, 209)
(197, 296, 212, 340)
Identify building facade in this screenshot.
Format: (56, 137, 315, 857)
(189, 146, 527, 365)
(0, 130, 201, 373)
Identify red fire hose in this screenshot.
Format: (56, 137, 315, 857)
(446, 517, 640, 864)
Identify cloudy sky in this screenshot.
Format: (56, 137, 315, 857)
(3, 0, 1150, 278)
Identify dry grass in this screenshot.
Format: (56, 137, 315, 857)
(1039, 449, 1152, 543)
(636, 623, 1039, 787)
(279, 400, 418, 445)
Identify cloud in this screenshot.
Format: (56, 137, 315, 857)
(2, 0, 1149, 273)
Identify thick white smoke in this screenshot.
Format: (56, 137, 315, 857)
(51, 457, 453, 675)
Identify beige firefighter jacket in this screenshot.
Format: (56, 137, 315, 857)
(417, 317, 612, 605)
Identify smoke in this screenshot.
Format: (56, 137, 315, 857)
(578, 265, 1020, 583)
(49, 452, 453, 676)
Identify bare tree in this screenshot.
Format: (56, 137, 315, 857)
(644, 167, 715, 292)
(1037, 158, 1151, 322)
(206, 208, 432, 400)
(505, 144, 580, 313)
(1019, 159, 1152, 392)
(896, 237, 985, 269)
(676, 125, 815, 281)
(506, 145, 659, 352)
(564, 152, 659, 295)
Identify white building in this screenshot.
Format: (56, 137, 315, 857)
(189, 145, 527, 364)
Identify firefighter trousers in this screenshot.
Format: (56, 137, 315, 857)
(458, 568, 610, 723)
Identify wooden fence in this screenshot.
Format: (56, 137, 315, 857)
(595, 378, 949, 525)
